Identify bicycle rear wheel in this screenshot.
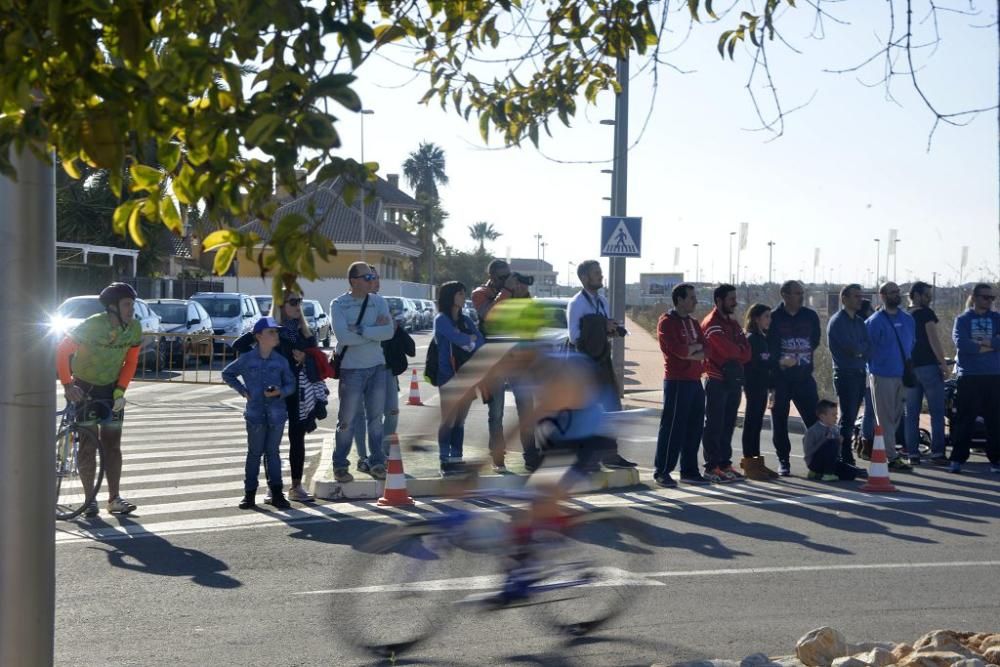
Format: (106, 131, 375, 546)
(333, 517, 507, 659)
(55, 425, 105, 520)
(528, 508, 652, 637)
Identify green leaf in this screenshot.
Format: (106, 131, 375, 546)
(127, 198, 146, 247)
(112, 200, 139, 236)
(130, 164, 161, 190)
(717, 30, 733, 58)
(686, 0, 700, 22)
(202, 229, 241, 251)
(479, 112, 490, 143)
(245, 113, 283, 147)
(61, 158, 81, 180)
(329, 86, 362, 112)
(213, 245, 237, 276)
(158, 141, 181, 172)
(159, 197, 183, 235)
(373, 24, 407, 44)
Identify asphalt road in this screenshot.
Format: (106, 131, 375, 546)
(53, 334, 1000, 666)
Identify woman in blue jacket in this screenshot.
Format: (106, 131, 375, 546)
(434, 281, 485, 475)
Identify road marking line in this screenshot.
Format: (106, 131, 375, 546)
(119, 436, 325, 451)
(128, 445, 321, 461)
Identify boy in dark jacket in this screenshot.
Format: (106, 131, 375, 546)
(803, 400, 859, 481)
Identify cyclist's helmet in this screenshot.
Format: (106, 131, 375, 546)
(99, 282, 137, 308)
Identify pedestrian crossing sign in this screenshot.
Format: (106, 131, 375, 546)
(601, 216, 642, 257)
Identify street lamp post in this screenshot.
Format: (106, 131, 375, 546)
(728, 231, 736, 284)
(692, 243, 700, 284)
(874, 237, 880, 287)
(358, 108, 374, 261)
(767, 241, 776, 285)
(567, 260, 576, 292)
(893, 238, 901, 282)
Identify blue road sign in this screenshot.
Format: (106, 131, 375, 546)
(601, 216, 642, 257)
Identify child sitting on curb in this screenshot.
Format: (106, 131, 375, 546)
(804, 400, 859, 482)
(222, 317, 296, 510)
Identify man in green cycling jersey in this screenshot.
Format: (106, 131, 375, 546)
(56, 282, 143, 516)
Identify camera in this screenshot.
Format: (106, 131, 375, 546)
(511, 272, 534, 286)
(615, 325, 628, 337)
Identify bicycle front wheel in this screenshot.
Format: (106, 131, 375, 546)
(55, 425, 105, 520)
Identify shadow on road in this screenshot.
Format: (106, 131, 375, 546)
(82, 516, 241, 588)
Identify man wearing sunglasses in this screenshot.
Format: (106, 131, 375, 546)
(330, 261, 395, 482)
(948, 283, 1000, 474)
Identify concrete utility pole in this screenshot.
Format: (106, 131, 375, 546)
(767, 241, 776, 285)
(0, 148, 57, 665)
(358, 109, 374, 261)
(692, 243, 700, 284)
(608, 55, 629, 395)
(874, 238, 881, 286)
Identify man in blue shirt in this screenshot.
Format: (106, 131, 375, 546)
(865, 282, 915, 470)
(827, 284, 871, 465)
(948, 283, 1000, 474)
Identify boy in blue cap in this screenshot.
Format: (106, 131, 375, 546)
(223, 317, 296, 509)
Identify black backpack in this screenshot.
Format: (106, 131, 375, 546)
(424, 317, 476, 387)
(382, 326, 415, 376)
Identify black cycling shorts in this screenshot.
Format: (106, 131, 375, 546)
(72, 380, 124, 427)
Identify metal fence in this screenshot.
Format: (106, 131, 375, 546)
(133, 332, 243, 384)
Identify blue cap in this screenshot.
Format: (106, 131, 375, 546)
(253, 316, 280, 334)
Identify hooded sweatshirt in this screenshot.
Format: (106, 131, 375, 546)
(767, 303, 822, 381)
(953, 308, 1000, 376)
(701, 307, 751, 381)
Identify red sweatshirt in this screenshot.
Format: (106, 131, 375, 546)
(657, 310, 706, 381)
(700, 307, 752, 381)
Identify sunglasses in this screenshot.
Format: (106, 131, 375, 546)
(351, 273, 377, 281)
(285, 298, 302, 306)
(975, 294, 996, 301)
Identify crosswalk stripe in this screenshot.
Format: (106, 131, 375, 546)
(114, 449, 323, 472)
(128, 445, 321, 462)
(120, 436, 326, 451)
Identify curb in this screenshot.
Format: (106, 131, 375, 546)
(310, 459, 642, 502)
(621, 395, 807, 435)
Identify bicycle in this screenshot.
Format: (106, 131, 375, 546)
(55, 398, 109, 520)
(334, 472, 652, 659)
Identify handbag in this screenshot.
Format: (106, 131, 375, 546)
(330, 294, 369, 380)
(883, 310, 916, 388)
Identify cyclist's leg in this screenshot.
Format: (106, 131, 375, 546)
(76, 424, 98, 494)
(99, 423, 124, 501)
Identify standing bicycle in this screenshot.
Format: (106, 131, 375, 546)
(56, 282, 143, 517)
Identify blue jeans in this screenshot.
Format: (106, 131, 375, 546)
(487, 379, 538, 461)
(862, 386, 875, 441)
(333, 365, 387, 470)
(834, 369, 866, 462)
(439, 384, 473, 464)
(654, 379, 705, 477)
(245, 420, 285, 493)
(702, 378, 741, 471)
(353, 368, 400, 461)
(905, 364, 946, 458)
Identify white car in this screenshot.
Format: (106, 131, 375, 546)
(191, 292, 262, 346)
(302, 299, 332, 347)
(147, 298, 214, 365)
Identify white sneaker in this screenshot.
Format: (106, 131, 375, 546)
(288, 485, 313, 502)
(107, 497, 137, 515)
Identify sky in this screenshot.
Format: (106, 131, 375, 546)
(325, 1, 998, 288)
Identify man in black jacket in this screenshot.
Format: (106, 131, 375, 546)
(767, 280, 822, 476)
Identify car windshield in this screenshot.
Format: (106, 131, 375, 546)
(542, 304, 568, 329)
(194, 298, 241, 319)
(149, 303, 187, 323)
(303, 302, 316, 317)
(255, 297, 271, 314)
(385, 298, 402, 309)
(57, 298, 104, 319)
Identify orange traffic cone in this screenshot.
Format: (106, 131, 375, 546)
(406, 368, 424, 406)
(860, 425, 897, 492)
(378, 434, 414, 506)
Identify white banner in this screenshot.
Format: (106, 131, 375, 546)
(961, 245, 969, 268)
(887, 229, 897, 255)
(813, 247, 820, 267)
(673, 247, 680, 267)
(738, 222, 748, 250)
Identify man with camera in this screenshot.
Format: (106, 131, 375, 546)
(566, 259, 637, 469)
(472, 260, 542, 472)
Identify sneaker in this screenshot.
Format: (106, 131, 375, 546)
(806, 470, 822, 480)
(778, 460, 791, 477)
(602, 454, 638, 469)
(492, 463, 508, 474)
(83, 500, 99, 518)
(238, 492, 255, 510)
(653, 473, 677, 488)
(679, 472, 711, 485)
(107, 497, 137, 515)
(287, 485, 312, 502)
(356, 459, 371, 474)
(703, 467, 726, 483)
(333, 468, 354, 484)
(524, 457, 543, 473)
(821, 474, 839, 482)
(720, 466, 743, 481)
(948, 461, 962, 474)
(907, 455, 922, 466)
(887, 458, 912, 471)
(930, 457, 950, 467)
(368, 464, 386, 481)
(264, 489, 272, 504)
(270, 492, 291, 510)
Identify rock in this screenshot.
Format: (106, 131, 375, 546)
(740, 653, 779, 667)
(913, 631, 981, 660)
(980, 636, 1000, 652)
(671, 661, 741, 667)
(894, 644, 916, 662)
(951, 660, 986, 667)
(831, 658, 866, 667)
(982, 648, 1000, 665)
(797, 627, 851, 667)
(851, 642, 900, 654)
(898, 650, 975, 667)
(770, 656, 808, 667)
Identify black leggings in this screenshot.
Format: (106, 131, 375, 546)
(742, 383, 768, 458)
(285, 394, 307, 482)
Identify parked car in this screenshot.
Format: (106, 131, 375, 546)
(383, 296, 414, 332)
(302, 299, 332, 347)
(416, 299, 436, 329)
(147, 298, 214, 365)
(252, 295, 272, 316)
(191, 292, 261, 347)
(463, 299, 479, 324)
(533, 297, 571, 349)
(402, 298, 424, 331)
(51, 295, 166, 367)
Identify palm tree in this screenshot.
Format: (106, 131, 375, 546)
(468, 221, 501, 253)
(403, 142, 448, 281)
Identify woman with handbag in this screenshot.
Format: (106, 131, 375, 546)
(433, 281, 485, 476)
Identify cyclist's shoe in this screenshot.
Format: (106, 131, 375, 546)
(368, 464, 386, 481)
(238, 492, 255, 510)
(492, 463, 508, 474)
(287, 485, 313, 502)
(83, 500, 99, 518)
(333, 468, 354, 484)
(107, 497, 137, 515)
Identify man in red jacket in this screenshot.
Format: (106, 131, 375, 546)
(701, 284, 752, 482)
(653, 284, 711, 487)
